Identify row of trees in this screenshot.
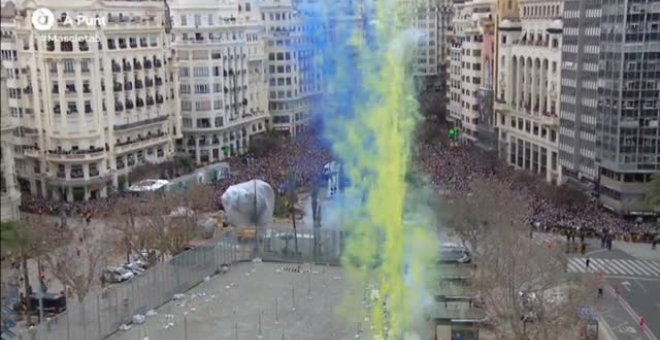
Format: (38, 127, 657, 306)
(109, 185, 217, 265)
(441, 178, 597, 340)
(0, 184, 218, 324)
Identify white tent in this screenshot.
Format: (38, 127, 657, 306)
(127, 179, 170, 193)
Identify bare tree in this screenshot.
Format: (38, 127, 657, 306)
(442, 178, 530, 257)
(44, 239, 109, 303)
(445, 180, 597, 339)
(545, 185, 589, 214)
(2, 216, 67, 324)
(474, 220, 596, 339)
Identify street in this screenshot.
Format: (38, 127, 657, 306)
(535, 232, 660, 339)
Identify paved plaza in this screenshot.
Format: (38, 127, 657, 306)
(108, 262, 367, 340)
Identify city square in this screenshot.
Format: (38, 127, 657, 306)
(1, 0, 659, 339)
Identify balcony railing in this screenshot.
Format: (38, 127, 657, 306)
(113, 115, 168, 131)
(114, 132, 168, 152)
(47, 149, 105, 160)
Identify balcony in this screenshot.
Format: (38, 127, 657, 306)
(112, 63, 121, 72)
(46, 148, 105, 161)
(155, 94, 164, 104)
(123, 63, 132, 72)
(23, 147, 41, 158)
(144, 60, 152, 69)
(113, 115, 168, 131)
(115, 102, 124, 112)
(114, 132, 168, 154)
(136, 98, 144, 108)
(154, 59, 162, 68)
(135, 80, 143, 89)
(124, 82, 133, 91)
(134, 62, 142, 70)
(155, 77, 163, 86)
(125, 100, 134, 110)
(48, 170, 112, 186)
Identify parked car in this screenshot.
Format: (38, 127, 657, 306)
(123, 262, 145, 276)
(101, 267, 135, 284)
(13, 292, 66, 315)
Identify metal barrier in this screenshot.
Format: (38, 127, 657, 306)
(14, 228, 345, 340)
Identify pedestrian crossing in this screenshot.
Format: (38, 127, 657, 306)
(567, 257, 660, 278)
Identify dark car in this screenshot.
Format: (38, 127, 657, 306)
(15, 293, 67, 314)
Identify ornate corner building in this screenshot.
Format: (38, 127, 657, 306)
(494, 0, 563, 185)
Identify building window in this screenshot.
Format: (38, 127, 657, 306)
(180, 15, 187, 26)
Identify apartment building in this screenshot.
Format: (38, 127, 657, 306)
(4, 0, 181, 202)
(260, 0, 322, 136)
(495, 0, 563, 184)
(561, 0, 659, 215)
(1, 65, 20, 221)
(447, 0, 495, 142)
(170, 0, 268, 164)
(408, 0, 453, 78)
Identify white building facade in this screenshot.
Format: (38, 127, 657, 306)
(495, 0, 563, 184)
(1, 65, 21, 221)
(447, 0, 495, 142)
(7, 0, 181, 202)
(170, 0, 268, 164)
(259, 0, 322, 136)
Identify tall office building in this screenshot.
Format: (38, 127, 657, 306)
(561, 0, 659, 215)
(447, 0, 495, 142)
(170, 0, 269, 164)
(495, 0, 563, 183)
(1, 65, 21, 221)
(4, 0, 180, 202)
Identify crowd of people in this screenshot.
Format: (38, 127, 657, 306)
(19, 132, 658, 243)
(417, 143, 658, 243)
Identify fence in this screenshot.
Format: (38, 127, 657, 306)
(13, 228, 345, 340)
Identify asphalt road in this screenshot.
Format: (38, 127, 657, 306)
(535, 232, 660, 340)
